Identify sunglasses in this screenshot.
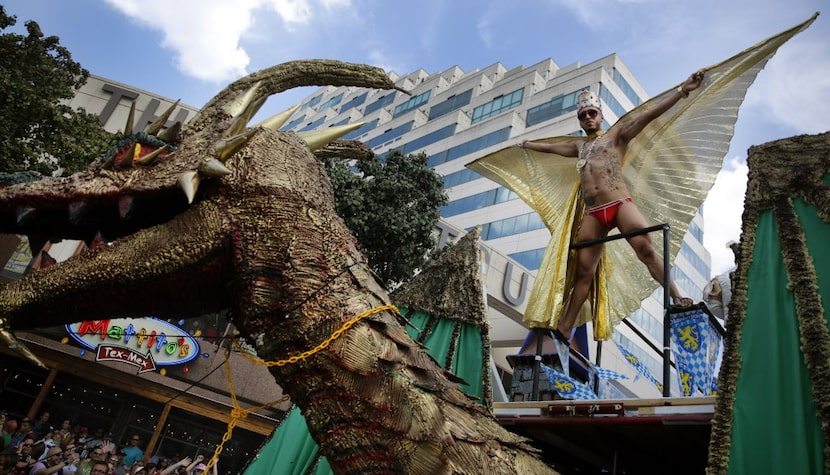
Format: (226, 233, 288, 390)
(577, 109, 599, 121)
(93, 452, 104, 456)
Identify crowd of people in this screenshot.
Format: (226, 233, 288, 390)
(1, 412, 218, 475)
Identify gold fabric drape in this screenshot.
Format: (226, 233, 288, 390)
(467, 13, 818, 340)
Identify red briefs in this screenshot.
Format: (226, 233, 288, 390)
(586, 196, 633, 229)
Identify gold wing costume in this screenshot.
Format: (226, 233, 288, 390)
(467, 13, 818, 340)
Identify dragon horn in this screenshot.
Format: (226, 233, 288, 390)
(224, 83, 269, 137)
(178, 171, 200, 204)
(255, 104, 301, 131)
(124, 101, 136, 136)
(0, 318, 47, 369)
(297, 122, 366, 151)
(199, 159, 233, 177)
(213, 128, 259, 162)
(156, 122, 182, 144)
(146, 100, 181, 136)
(184, 60, 398, 139)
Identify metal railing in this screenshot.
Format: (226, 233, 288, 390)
(528, 222, 725, 399)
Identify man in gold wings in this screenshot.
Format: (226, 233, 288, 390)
(518, 74, 702, 343)
(467, 14, 817, 342)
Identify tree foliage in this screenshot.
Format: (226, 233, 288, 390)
(323, 150, 448, 287)
(0, 6, 114, 176)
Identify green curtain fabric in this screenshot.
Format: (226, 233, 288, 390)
(244, 306, 488, 474)
(244, 407, 333, 475)
(727, 208, 825, 474)
(452, 323, 485, 399)
(404, 309, 486, 400)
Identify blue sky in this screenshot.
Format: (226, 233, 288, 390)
(4, 0, 828, 275)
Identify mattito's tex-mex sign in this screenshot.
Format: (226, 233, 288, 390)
(66, 318, 200, 374)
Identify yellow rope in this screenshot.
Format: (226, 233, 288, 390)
(204, 303, 398, 471)
(234, 303, 398, 366)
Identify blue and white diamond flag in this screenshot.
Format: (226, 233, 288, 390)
(540, 363, 598, 400)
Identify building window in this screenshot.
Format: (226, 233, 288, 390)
(479, 211, 544, 241)
(398, 124, 457, 154)
(339, 92, 368, 114)
(440, 187, 518, 217)
(427, 127, 511, 167)
(302, 94, 323, 111)
(612, 68, 642, 106)
(471, 88, 524, 124)
(508, 248, 545, 270)
(366, 121, 414, 148)
(299, 116, 326, 132)
(393, 90, 431, 118)
(443, 168, 481, 188)
(282, 114, 306, 131)
(343, 119, 379, 139)
(364, 93, 397, 115)
(525, 90, 581, 127)
(428, 89, 473, 120)
(598, 83, 627, 119)
(317, 93, 343, 112)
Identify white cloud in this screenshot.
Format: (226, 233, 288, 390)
(104, 0, 351, 82)
(745, 38, 830, 134)
(702, 154, 747, 276)
(261, 0, 313, 24)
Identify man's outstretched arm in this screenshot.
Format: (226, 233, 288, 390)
(617, 71, 705, 143)
(517, 139, 579, 157)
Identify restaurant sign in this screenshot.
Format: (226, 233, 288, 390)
(66, 318, 200, 374)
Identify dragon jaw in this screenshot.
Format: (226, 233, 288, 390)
(0, 60, 396, 247)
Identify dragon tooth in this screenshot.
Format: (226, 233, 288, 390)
(39, 250, 57, 269)
(116, 142, 141, 169)
(213, 128, 258, 162)
(84, 231, 108, 253)
(254, 104, 301, 131)
(297, 122, 366, 151)
(135, 144, 168, 166)
(199, 159, 232, 177)
(118, 195, 135, 220)
(15, 206, 35, 225)
(146, 100, 180, 136)
(68, 201, 89, 224)
(178, 171, 200, 204)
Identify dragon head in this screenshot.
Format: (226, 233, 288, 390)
(0, 60, 398, 249)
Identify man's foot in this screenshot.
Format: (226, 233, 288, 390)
(672, 297, 694, 307)
(552, 328, 571, 344)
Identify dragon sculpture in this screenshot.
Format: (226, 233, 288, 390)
(0, 60, 555, 474)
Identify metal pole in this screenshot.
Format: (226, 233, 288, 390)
(531, 328, 544, 401)
(662, 224, 671, 397)
(594, 340, 603, 394)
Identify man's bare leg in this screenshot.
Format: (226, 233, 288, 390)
(616, 202, 694, 306)
(555, 216, 607, 341)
